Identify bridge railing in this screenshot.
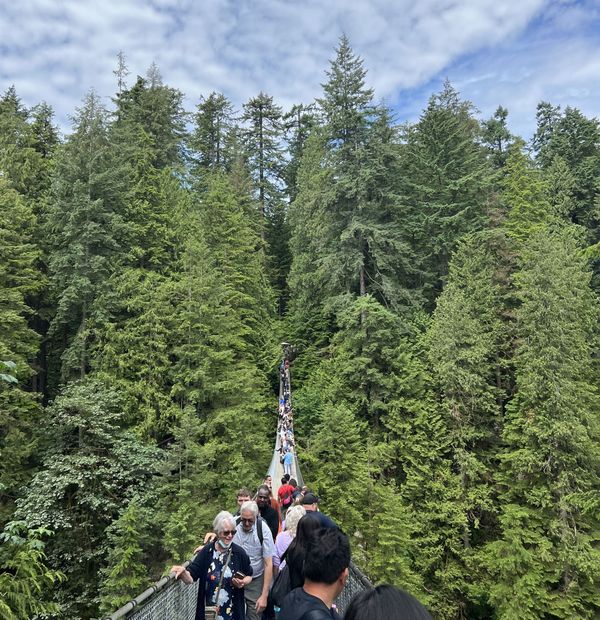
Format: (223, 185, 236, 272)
(105, 560, 371, 619)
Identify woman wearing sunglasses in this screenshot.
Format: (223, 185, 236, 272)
(171, 511, 253, 620)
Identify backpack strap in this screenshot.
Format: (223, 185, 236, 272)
(256, 516, 264, 546)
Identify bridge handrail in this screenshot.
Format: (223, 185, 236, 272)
(103, 560, 193, 620)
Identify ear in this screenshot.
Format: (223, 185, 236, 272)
(340, 567, 349, 586)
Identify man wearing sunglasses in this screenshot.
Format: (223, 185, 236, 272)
(234, 500, 276, 620)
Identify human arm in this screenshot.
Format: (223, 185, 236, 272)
(170, 565, 194, 584)
(193, 531, 216, 553)
(256, 555, 272, 613)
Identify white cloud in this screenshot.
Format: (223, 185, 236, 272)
(1, 0, 597, 138)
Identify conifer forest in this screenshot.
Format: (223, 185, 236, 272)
(1, 37, 600, 619)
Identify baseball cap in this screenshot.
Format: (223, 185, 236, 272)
(302, 492, 319, 505)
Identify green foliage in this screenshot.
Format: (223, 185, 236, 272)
(99, 499, 156, 614)
(0, 521, 64, 620)
(190, 91, 236, 173)
(400, 80, 494, 305)
(2, 39, 600, 620)
(0, 179, 42, 523)
(481, 105, 513, 169)
(308, 37, 417, 314)
(15, 380, 161, 618)
(503, 139, 553, 242)
(45, 91, 128, 382)
(479, 227, 600, 619)
(303, 401, 370, 537)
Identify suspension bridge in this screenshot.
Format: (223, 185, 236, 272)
(105, 344, 371, 619)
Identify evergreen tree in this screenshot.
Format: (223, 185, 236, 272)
(115, 70, 186, 170)
(99, 499, 155, 614)
(283, 102, 318, 201)
(286, 130, 334, 376)
(296, 36, 417, 316)
(481, 105, 513, 169)
(92, 268, 179, 438)
(15, 380, 160, 618)
(400, 81, 494, 305)
(0, 521, 64, 619)
(480, 227, 600, 619)
(190, 92, 235, 173)
(303, 401, 370, 537)
(45, 91, 127, 383)
(0, 180, 42, 524)
(502, 139, 553, 243)
(384, 331, 468, 619)
(532, 104, 600, 239)
(242, 92, 285, 227)
(197, 173, 276, 368)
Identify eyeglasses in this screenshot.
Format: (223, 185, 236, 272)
(221, 530, 236, 537)
(240, 517, 255, 523)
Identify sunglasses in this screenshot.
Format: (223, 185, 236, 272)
(240, 517, 255, 523)
(221, 530, 236, 537)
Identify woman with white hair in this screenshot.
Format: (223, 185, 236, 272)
(273, 504, 306, 573)
(171, 511, 253, 620)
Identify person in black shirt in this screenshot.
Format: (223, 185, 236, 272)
(344, 585, 432, 620)
(278, 527, 350, 620)
(285, 513, 322, 591)
(256, 484, 280, 542)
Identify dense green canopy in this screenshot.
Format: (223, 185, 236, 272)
(1, 38, 599, 619)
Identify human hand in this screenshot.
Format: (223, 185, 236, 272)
(256, 593, 268, 613)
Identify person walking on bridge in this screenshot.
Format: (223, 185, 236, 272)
(282, 449, 294, 477)
(278, 526, 350, 620)
(256, 484, 280, 541)
(235, 500, 276, 620)
(171, 511, 253, 620)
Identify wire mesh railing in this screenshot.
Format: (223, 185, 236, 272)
(106, 561, 370, 619)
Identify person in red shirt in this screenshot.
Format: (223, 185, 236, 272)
(278, 474, 296, 515)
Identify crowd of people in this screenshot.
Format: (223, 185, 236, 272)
(277, 358, 295, 478)
(171, 356, 431, 620)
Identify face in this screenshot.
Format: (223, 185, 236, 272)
(240, 509, 256, 533)
(264, 476, 272, 489)
(237, 494, 251, 507)
(256, 490, 270, 509)
(217, 521, 236, 546)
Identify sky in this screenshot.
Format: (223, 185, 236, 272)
(1, 0, 599, 139)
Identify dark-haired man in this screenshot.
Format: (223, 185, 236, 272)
(301, 493, 337, 529)
(256, 484, 280, 541)
(278, 527, 350, 620)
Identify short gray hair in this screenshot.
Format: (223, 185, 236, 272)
(213, 511, 236, 534)
(284, 505, 306, 537)
(240, 500, 259, 517)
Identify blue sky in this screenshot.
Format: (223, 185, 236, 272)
(1, 0, 598, 139)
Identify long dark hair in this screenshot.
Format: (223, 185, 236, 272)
(344, 585, 432, 620)
(285, 513, 322, 589)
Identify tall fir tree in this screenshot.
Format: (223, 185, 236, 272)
(481, 105, 513, 169)
(480, 227, 600, 619)
(313, 36, 416, 315)
(45, 91, 127, 383)
(190, 92, 236, 174)
(400, 81, 494, 306)
(502, 139, 553, 243)
(0, 180, 43, 524)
